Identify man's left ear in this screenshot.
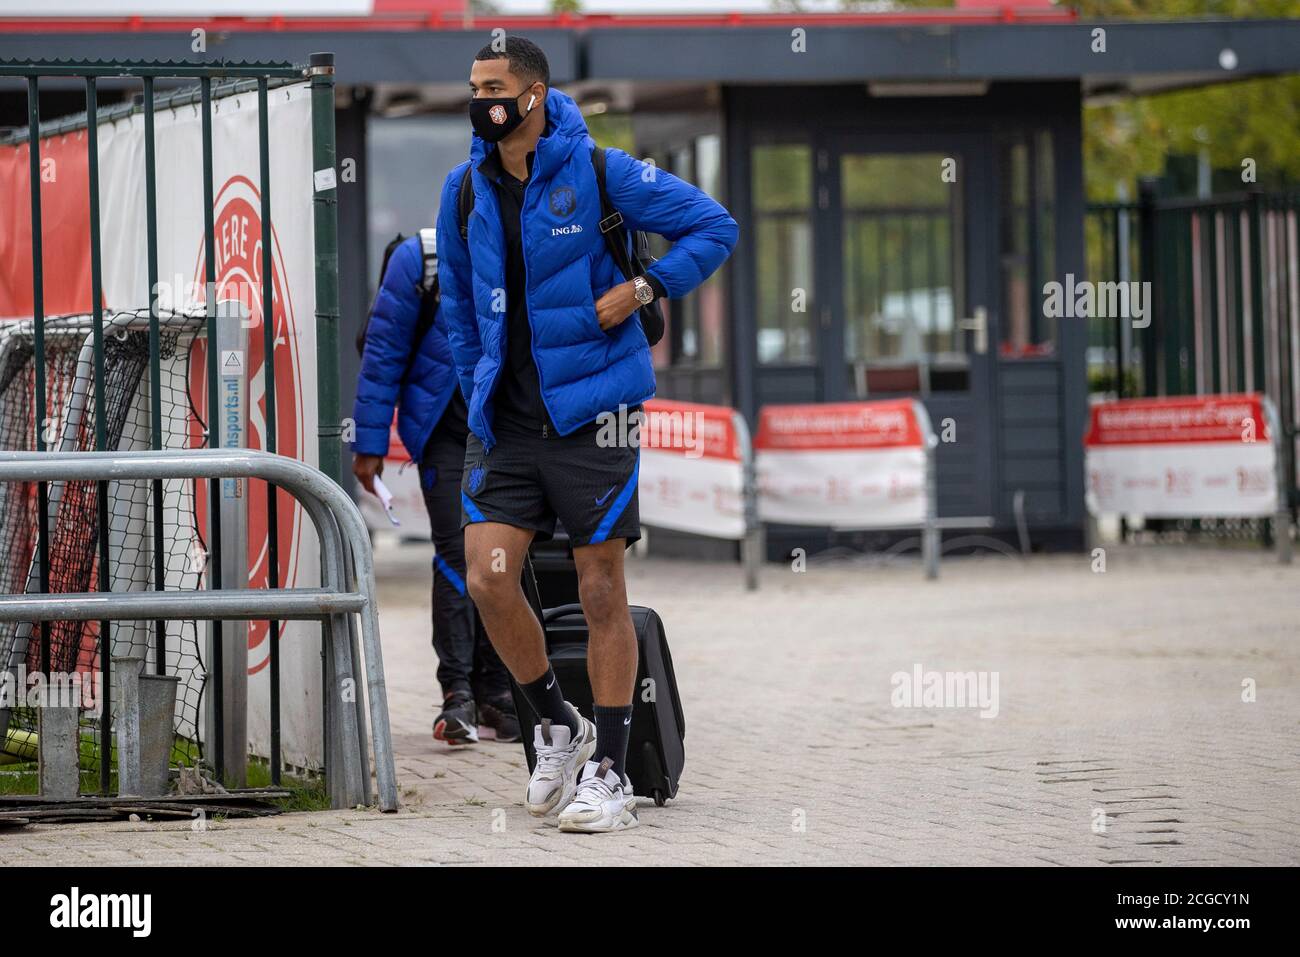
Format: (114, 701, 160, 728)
(528, 84, 546, 113)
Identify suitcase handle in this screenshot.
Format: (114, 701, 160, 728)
(520, 553, 547, 625)
(542, 602, 585, 623)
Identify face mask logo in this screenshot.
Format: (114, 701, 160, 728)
(489, 105, 508, 125)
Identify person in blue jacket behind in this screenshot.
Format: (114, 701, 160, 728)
(351, 231, 519, 746)
(437, 37, 737, 832)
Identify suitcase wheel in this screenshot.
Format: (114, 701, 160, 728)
(652, 789, 666, 808)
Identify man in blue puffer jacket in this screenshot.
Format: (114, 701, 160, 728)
(437, 37, 737, 832)
(351, 231, 519, 747)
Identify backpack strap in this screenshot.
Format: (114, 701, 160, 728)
(417, 227, 438, 293)
(404, 231, 441, 382)
(357, 232, 407, 357)
(592, 146, 637, 281)
(592, 146, 624, 236)
(590, 147, 667, 347)
(457, 166, 475, 241)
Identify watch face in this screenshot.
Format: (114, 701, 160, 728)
(635, 280, 654, 304)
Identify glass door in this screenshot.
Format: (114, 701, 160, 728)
(826, 134, 997, 518)
(840, 151, 966, 394)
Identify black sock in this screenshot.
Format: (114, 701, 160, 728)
(518, 667, 579, 737)
(593, 704, 633, 780)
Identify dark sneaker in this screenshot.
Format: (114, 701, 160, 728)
(478, 695, 522, 743)
(433, 692, 478, 746)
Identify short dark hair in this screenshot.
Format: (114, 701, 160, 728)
(474, 36, 550, 89)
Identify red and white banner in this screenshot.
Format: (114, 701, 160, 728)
(638, 398, 746, 540)
(755, 399, 930, 528)
(1084, 394, 1278, 517)
(0, 83, 324, 767)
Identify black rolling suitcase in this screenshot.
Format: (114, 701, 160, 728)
(512, 555, 686, 806)
(530, 524, 580, 607)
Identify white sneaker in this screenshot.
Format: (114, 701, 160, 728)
(558, 758, 639, 833)
(525, 705, 596, 817)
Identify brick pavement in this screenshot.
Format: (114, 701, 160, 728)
(8, 541, 1299, 866)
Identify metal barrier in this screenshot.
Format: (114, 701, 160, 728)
(0, 448, 398, 812)
(735, 411, 762, 591)
(637, 400, 760, 588)
(754, 398, 942, 580)
(1082, 393, 1292, 565)
(828, 400, 940, 579)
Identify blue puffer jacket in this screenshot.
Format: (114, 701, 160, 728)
(351, 236, 458, 461)
(436, 88, 738, 451)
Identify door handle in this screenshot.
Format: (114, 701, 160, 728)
(958, 306, 988, 355)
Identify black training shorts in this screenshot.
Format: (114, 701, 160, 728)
(460, 422, 640, 548)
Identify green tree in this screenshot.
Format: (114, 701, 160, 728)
(781, 0, 1300, 196)
(1079, 0, 1300, 197)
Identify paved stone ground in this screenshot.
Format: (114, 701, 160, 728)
(8, 540, 1299, 866)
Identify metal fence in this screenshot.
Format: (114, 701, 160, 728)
(0, 55, 360, 802)
(1087, 184, 1300, 508)
(0, 449, 397, 811)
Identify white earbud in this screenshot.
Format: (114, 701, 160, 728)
(526, 94, 536, 112)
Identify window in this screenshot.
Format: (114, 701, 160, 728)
(645, 133, 728, 371)
(997, 130, 1056, 358)
(365, 113, 466, 288)
(753, 142, 814, 365)
(841, 153, 965, 383)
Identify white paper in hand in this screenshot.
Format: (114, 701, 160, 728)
(371, 476, 401, 527)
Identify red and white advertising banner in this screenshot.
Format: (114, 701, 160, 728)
(1084, 393, 1278, 517)
(358, 415, 431, 537)
(0, 83, 323, 768)
(755, 399, 930, 528)
(10, 1, 469, 14)
(638, 399, 746, 540)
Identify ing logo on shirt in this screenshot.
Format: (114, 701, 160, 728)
(549, 185, 577, 219)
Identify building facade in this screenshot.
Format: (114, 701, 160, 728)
(4, 9, 1299, 554)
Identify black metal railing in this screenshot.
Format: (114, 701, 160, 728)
(1087, 184, 1300, 502)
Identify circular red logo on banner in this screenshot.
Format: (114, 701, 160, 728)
(189, 175, 305, 676)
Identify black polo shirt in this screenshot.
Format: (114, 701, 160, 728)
(477, 146, 551, 436)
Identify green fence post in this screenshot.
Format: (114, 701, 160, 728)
(1247, 189, 1267, 399)
(84, 74, 115, 796)
(307, 51, 353, 808)
(1137, 178, 1159, 397)
(309, 52, 342, 488)
(25, 76, 52, 682)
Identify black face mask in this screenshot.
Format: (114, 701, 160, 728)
(470, 89, 537, 143)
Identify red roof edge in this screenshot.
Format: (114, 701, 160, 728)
(0, 8, 1079, 35)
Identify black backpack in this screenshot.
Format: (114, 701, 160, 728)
(356, 147, 664, 371)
